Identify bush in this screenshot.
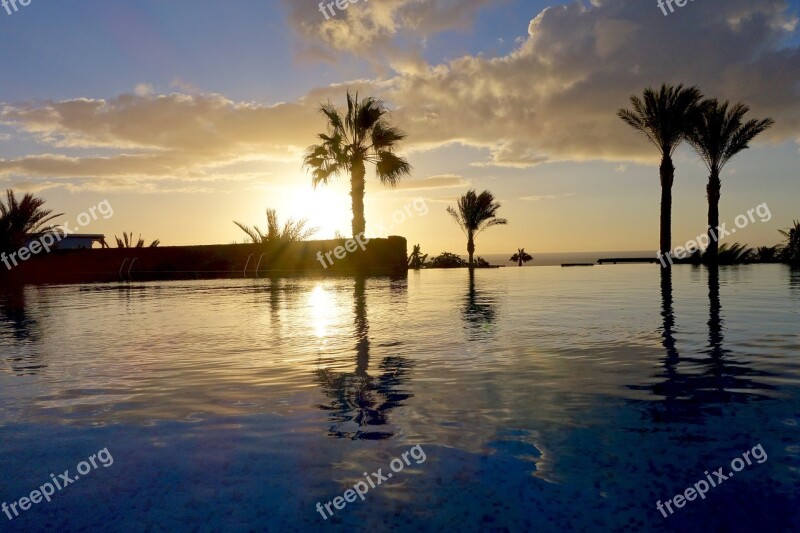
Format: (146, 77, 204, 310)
(428, 252, 467, 268)
(474, 256, 490, 267)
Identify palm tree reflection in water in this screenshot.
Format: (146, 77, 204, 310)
(633, 267, 775, 421)
(462, 269, 497, 340)
(0, 282, 46, 374)
(315, 277, 413, 440)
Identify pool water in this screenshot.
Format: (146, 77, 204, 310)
(0, 265, 798, 532)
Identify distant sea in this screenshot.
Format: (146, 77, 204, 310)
(477, 250, 657, 266)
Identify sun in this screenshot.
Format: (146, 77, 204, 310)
(308, 284, 337, 339)
(286, 185, 351, 239)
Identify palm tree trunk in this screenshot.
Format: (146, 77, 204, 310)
(467, 231, 475, 268)
(706, 169, 721, 264)
(351, 158, 367, 237)
(659, 154, 675, 258)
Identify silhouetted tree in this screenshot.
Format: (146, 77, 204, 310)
(0, 190, 62, 253)
(428, 252, 467, 268)
(509, 248, 533, 266)
(303, 91, 412, 237)
(474, 256, 490, 267)
(754, 245, 781, 264)
(447, 189, 507, 268)
(234, 208, 317, 244)
(407, 244, 428, 269)
(618, 84, 703, 256)
(115, 232, 160, 248)
(780, 220, 800, 266)
(704, 242, 753, 265)
(685, 100, 774, 263)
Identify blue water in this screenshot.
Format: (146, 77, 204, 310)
(0, 265, 798, 532)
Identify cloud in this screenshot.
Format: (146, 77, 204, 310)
(393, 174, 470, 190)
(1, 0, 799, 189)
(134, 84, 154, 97)
(379, 0, 800, 166)
(0, 92, 321, 185)
(519, 194, 573, 202)
(282, 0, 496, 69)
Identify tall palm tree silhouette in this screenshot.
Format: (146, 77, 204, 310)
(686, 100, 773, 263)
(303, 92, 412, 237)
(618, 84, 703, 256)
(447, 189, 507, 268)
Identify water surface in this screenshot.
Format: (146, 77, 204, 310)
(1, 265, 798, 531)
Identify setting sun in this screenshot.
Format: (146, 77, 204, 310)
(286, 184, 351, 239)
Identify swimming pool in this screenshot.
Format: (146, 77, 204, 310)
(1, 265, 798, 531)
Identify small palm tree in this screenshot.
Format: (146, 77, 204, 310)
(115, 232, 160, 248)
(303, 91, 412, 237)
(779, 220, 800, 266)
(618, 84, 704, 256)
(234, 208, 318, 244)
(447, 189, 507, 268)
(407, 244, 428, 269)
(685, 100, 774, 264)
(509, 248, 533, 266)
(713, 242, 753, 265)
(0, 190, 63, 252)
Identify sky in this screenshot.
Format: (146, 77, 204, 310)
(0, 0, 799, 254)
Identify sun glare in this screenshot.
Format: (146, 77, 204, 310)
(308, 284, 337, 339)
(286, 186, 351, 239)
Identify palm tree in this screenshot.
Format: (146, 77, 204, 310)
(233, 208, 318, 244)
(447, 189, 507, 268)
(779, 220, 800, 266)
(685, 100, 774, 264)
(509, 248, 533, 266)
(407, 244, 428, 269)
(712, 242, 754, 265)
(618, 83, 704, 257)
(0, 190, 63, 253)
(303, 91, 412, 237)
(115, 232, 160, 248)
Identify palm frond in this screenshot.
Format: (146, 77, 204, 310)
(0, 190, 64, 252)
(233, 221, 265, 244)
(373, 151, 412, 186)
(235, 209, 318, 244)
(618, 83, 703, 155)
(686, 99, 774, 172)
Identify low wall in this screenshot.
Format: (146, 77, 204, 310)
(1, 236, 407, 284)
